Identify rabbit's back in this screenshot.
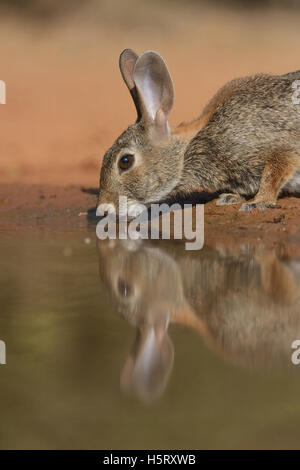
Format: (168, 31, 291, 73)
(184, 72, 300, 195)
(198, 73, 300, 148)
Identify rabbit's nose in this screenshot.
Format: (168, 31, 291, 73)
(97, 189, 118, 212)
(97, 189, 116, 210)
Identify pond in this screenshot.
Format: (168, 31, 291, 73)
(1, 230, 300, 449)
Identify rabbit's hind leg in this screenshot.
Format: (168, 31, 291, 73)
(216, 193, 245, 206)
(240, 150, 298, 212)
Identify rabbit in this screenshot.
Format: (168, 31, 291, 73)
(98, 48, 300, 214)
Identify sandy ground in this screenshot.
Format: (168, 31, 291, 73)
(0, 1, 299, 243)
(1, 183, 299, 254)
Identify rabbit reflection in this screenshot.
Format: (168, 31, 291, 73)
(98, 239, 300, 402)
(98, 239, 194, 403)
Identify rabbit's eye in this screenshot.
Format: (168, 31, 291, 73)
(117, 277, 132, 298)
(118, 154, 134, 172)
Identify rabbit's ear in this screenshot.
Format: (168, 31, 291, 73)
(119, 49, 142, 121)
(133, 51, 174, 138)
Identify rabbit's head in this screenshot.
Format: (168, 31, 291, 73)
(98, 49, 185, 215)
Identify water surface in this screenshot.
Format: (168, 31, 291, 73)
(1, 231, 300, 449)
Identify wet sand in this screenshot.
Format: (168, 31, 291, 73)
(1, 183, 299, 255)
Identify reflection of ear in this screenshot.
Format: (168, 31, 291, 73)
(120, 327, 174, 403)
(133, 50, 174, 139)
(119, 49, 142, 121)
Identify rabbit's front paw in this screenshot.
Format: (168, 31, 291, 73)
(239, 201, 278, 212)
(216, 193, 245, 206)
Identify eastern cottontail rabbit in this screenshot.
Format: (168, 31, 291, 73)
(98, 49, 300, 213)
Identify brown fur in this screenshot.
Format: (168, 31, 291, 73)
(171, 116, 208, 139)
(241, 149, 299, 211)
(172, 78, 246, 139)
(98, 50, 300, 212)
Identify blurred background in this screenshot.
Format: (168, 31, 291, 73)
(0, 0, 300, 186)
